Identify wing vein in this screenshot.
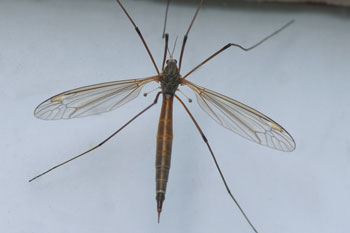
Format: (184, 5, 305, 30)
(34, 76, 157, 120)
(184, 79, 295, 151)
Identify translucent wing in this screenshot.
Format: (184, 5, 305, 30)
(34, 76, 158, 120)
(184, 80, 295, 152)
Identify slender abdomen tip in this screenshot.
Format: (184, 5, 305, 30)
(156, 193, 165, 223)
(157, 208, 161, 223)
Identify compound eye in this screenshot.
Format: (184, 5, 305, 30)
(166, 60, 169, 64)
(174, 59, 177, 63)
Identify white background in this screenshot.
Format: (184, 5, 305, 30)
(1, 0, 350, 233)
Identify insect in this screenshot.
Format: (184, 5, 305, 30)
(30, 0, 295, 232)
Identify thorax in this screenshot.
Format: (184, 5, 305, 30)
(160, 59, 181, 95)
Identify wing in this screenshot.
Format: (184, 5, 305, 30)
(184, 80, 295, 152)
(34, 76, 158, 120)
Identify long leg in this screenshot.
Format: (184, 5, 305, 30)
(162, 0, 170, 39)
(175, 94, 258, 233)
(29, 92, 162, 182)
(116, 0, 160, 75)
(178, 0, 203, 72)
(183, 20, 294, 79)
(162, 33, 169, 72)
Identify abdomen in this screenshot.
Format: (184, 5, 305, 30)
(155, 94, 174, 214)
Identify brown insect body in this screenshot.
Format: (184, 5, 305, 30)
(156, 58, 181, 220)
(31, 1, 295, 231)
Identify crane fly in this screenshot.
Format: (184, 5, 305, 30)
(30, 0, 295, 232)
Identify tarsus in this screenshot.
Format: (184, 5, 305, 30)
(29, 92, 162, 182)
(175, 94, 259, 233)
